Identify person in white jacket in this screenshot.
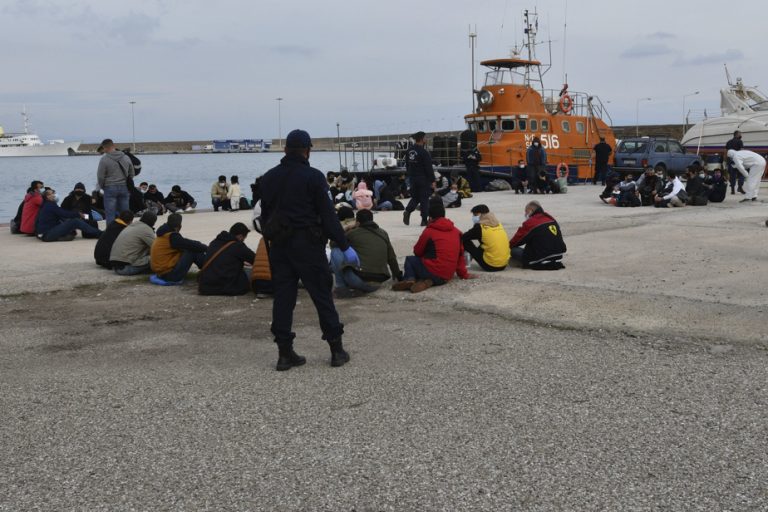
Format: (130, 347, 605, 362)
(228, 175, 242, 211)
(727, 149, 766, 202)
(654, 171, 686, 208)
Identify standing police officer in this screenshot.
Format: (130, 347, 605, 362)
(260, 129, 359, 371)
(403, 131, 436, 226)
(725, 130, 745, 195)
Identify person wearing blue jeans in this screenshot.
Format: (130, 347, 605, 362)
(160, 250, 206, 282)
(97, 138, 135, 223)
(36, 189, 102, 242)
(401, 255, 446, 285)
(329, 247, 378, 293)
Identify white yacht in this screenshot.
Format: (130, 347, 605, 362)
(682, 68, 768, 156)
(0, 108, 81, 157)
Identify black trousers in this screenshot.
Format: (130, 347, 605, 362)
(728, 164, 744, 190)
(268, 233, 343, 345)
(405, 177, 431, 223)
(463, 239, 507, 272)
(466, 164, 481, 192)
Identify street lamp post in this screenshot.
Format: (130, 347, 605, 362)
(635, 97, 652, 137)
(129, 100, 136, 152)
(275, 97, 283, 149)
(336, 122, 342, 171)
(682, 91, 700, 136)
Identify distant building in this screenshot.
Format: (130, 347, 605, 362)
(212, 139, 272, 153)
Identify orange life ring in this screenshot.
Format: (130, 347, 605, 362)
(556, 162, 568, 179)
(559, 94, 573, 114)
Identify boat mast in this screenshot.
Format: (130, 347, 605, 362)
(21, 105, 30, 135)
(522, 9, 536, 87)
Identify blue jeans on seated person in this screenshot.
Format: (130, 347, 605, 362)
(159, 251, 206, 282)
(41, 218, 102, 242)
(329, 247, 378, 292)
(403, 255, 445, 285)
(115, 263, 151, 276)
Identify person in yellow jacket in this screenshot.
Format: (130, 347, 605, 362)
(150, 213, 208, 282)
(461, 204, 510, 272)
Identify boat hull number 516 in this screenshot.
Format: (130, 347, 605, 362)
(525, 134, 560, 149)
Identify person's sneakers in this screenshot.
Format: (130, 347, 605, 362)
(276, 348, 306, 371)
(739, 198, 752, 203)
(410, 279, 433, 293)
(56, 233, 76, 242)
(420, 220, 428, 227)
(731, 188, 735, 195)
(328, 339, 350, 367)
(752, 197, 758, 202)
(738, 186, 745, 194)
(403, 210, 411, 225)
(392, 280, 415, 291)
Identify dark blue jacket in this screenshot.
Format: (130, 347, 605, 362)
(526, 144, 547, 166)
(36, 200, 79, 235)
(260, 153, 348, 250)
(405, 144, 435, 181)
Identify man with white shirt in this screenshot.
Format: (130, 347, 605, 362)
(727, 149, 766, 203)
(654, 171, 686, 208)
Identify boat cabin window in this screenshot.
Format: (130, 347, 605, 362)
(669, 141, 684, 154)
(540, 120, 550, 132)
(485, 69, 513, 86)
(575, 121, 585, 133)
(477, 121, 487, 133)
(529, 119, 538, 132)
(501, 119, 516, 131)
(561, 120, 571, 133)
(488, 119, 498, 132)
(518, 119, 527, 131)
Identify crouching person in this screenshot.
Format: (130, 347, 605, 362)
(330, 209, 402, 298)
(462, 204, 510, 272)
(509, 201, 566, 270)
(150, 213, 207, 282)
(94, 210, 134, 268)
(655, 171, 686, 208)
(36, 188, 103, 242)
(110, 211, 157, 275)
(198, 222, 255, 296)
(393, 200, 474, 293)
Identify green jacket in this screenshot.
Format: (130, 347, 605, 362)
(345, 221, 401, 282)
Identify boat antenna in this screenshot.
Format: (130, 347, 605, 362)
(724, 63, 733, 86)
(562, 0, 568, 85)
(469, 25, 477, 113)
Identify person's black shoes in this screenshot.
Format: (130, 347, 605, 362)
(403, 210, 411, 225)
(328, 339, 350, 367)
(276, 346, 306, 371)
(738, 186, 745, 194)
(420, 220, 428, 227)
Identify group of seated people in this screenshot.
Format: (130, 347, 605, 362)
(508, 160, 565, 195)
(599, 163, 728, 208)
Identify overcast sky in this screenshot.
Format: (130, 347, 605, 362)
(1, 0, 763, 142)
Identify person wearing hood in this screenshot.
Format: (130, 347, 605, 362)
(165, 185, 197, 213)
(509, 201, 566, 270)
(526, 136, 547, 188)
(393, 200, 474, 293)
(727, 148, 766, 202)
(704, 169, 727, 203)
(94, 210, 134, 268)
(461, 204, 510, 272)
(330, 209, 402, 297)
(20, 180, 45, 235)
(61, 182, 99, 228)
(150, 213, 207, 282)
(110, 210, 158, 275)
(36, 188, 103, 242)
(198, 222, 255, 296)
(211, 175, 230, 211)
(96, 138, 135, 224)
(352, 181, 375, 210)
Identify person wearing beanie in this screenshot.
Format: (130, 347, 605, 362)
(110, 210, 158, 275)
(393, 199, 474, 293)
(94, 210, 135, 268)
(61, 182, 99, 228)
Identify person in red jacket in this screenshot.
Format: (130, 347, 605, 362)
(509, 201, 567, 270)
(20, 180, 45, 235)
(393, 200, 474, 293)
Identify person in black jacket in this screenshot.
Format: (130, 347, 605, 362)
(462, 146, 482, 193)
(61, 182, 98, 228)
(685, 166, 709, 205)
(508, 201, 566, 270)
(593, 137, 613, 185)
(705, 169, 727, 203)
(94, 210, 134, 268)
(143, 184, 166, 215)
(403, 131, 436, 227)
(198, 223, 256, 296)
(260, 129, 358, 371)
(725, 130, 745, 195)
(164, 185, 197, 213)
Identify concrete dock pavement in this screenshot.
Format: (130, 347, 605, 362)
(1, 184, 767, 510)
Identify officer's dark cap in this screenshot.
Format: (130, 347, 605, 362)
(285, 129, 313, 149)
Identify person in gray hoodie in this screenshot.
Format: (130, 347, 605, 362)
(97, 138, 135, 223)
(109, 211, 157, 275)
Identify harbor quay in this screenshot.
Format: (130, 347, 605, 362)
(1, 186, 767, 510)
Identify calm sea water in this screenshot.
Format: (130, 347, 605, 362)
(0, 152, 351, 220)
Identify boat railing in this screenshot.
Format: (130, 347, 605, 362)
(541, 89, 612, 124)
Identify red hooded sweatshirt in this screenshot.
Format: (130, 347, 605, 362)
(413, 217, 468, 281)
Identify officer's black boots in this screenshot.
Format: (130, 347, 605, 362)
(403, 210, 411, 225)
(276, 343, 306, 371)
(328, 338, 350, 367)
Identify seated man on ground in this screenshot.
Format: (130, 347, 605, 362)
(393, 200, 474, 293)
(198, 222, 255, 296)
(150, 213, 207, 282)
(330, 209, 402, 298)
(509, 200, 567, 270)
(616, 173, 640, 207)
(636, 167, 663, 206)
(143, 184, 166, 215)
(512, 160, 528, 194)
(61, 182, 100, 226)
(452, 171, 473, 199)
(461, 204, 510, 272)
(352, 181, 375, 210)
(704, 169, 727, 203)
(165, 185, 197, 213)
(685, 166, 709, 206)
(36, 188, 103, 242)
(94, 210, 134, 268)
(110, 211, 157, 275)
(438, 182, 462, 208)
(654, 170, 686, 208)
(599, 170, 622, 203)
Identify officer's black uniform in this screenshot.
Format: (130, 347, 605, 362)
(593, 141, 613, 185)
(462, 147, 482, 192)
(725, 135, 745, 193)
(404, 143, 435, 224)
(260, 137, 350, 369)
